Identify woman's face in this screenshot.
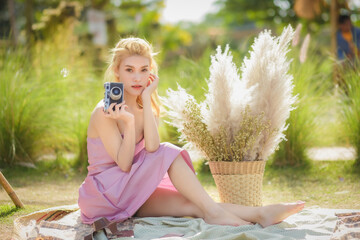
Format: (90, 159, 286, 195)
(116, 55, 151, 97)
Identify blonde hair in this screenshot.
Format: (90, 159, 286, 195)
(105, 37, 160, 117)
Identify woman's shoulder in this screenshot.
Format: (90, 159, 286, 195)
(91, 100, 105, 117)
(87, 100, 106, 137)
(89, 100, 108, 127)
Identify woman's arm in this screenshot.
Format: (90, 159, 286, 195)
(142, 74, 160, 152)
(92, 102, 136, 172)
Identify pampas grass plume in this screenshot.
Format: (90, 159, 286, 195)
(240, 25, 296, 160)
(300, 33, 311, 63)
(292, 23, 303, 47)
(162, 25, 296, 162)
(161, 85, 195, 134)
(203, 45, 236, 138)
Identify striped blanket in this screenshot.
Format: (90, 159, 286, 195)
(11, 204, 134, 240)
(11, 205, 360, 240)
(331, 212, 360, 240)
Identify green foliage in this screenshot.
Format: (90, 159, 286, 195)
(0, 22, 101, 168)
(272, 47, 333, 167)
(216, 0, 298, 28)
(115, 0, 164, 37)
(1, 0, 359, 172)
(159, 24, 192, 52)
(0, 204, 21, 218)
(0, 46, 58, 166)
(193, 159, 210, 174)
(339, 63, 360, 165)
(158, 50, 213, 144)
(158, 49, 213, 99)
(213, 0, 360, 36)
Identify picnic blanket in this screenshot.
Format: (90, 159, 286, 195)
(11, 204, 360, 240)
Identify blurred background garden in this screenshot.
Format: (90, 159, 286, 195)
(0, 0, 360, 238)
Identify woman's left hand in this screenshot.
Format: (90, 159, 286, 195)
(141, 73, 159, 99)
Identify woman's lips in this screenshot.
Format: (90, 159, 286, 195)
(131, 85, 142, 90)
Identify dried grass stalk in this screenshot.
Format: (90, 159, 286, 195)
(163, 25, 296, 162)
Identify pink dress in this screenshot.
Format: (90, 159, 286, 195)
(78, 137, 195, 224)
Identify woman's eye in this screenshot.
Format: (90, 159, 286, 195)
(142, 68, 148, 72)
(126, 68, 133, 72)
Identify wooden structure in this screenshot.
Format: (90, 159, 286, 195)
(0, 171, 24, 208)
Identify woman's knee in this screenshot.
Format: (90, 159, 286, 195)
(169, 154, 185, 171)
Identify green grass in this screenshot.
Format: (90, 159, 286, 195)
(272, 47, 336, 166)
(0, 24, 102, 168)
(0, 204, 38, 224)
(0, 204, 21, 219)
(0, 161, 86, 238)
(339, 63, 360, 164)
(263, 160, 360, 208)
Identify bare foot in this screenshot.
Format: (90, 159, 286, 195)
(258, 201, 305, 227)
(203, 206, 251, 226)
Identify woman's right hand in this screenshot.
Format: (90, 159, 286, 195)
(104, 101, 134, 124)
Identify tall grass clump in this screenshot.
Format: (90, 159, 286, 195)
(0, 47, 40, 166)
(0, 22, 101, 168)
(339, 63, 360, 166)
(272, 44, 333, 166)
(0, 44, 72, 167)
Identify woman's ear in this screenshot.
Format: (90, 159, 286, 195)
(113, 70, 121, 82)
(114, 68, 120, 77)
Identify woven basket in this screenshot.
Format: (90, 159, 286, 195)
(208, 161, 266, 207)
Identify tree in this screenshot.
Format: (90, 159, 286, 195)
(7, 0, 18, 46)
(215, 0, 300, 29)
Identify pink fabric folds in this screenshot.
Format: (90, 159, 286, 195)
(78, 137, 194, 224)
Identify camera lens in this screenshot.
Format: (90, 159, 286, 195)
(113, 88, 120, 95)
(110, 86, 122, 100)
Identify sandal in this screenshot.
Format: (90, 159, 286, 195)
(84, 229, 108, 240)
(84, 217, 134, 240)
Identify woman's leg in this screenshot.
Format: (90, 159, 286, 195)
(169, 155, 255, 226)
(141, 155, 250, 226)
(220, 201, 305, 227)
(167, 154, 306, 226)
(136, 187, 203, 218)
(138, 154, 304, 227)
(137, 188, 305, 228)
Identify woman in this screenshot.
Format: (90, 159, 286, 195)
(78, 37, 305, 228)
